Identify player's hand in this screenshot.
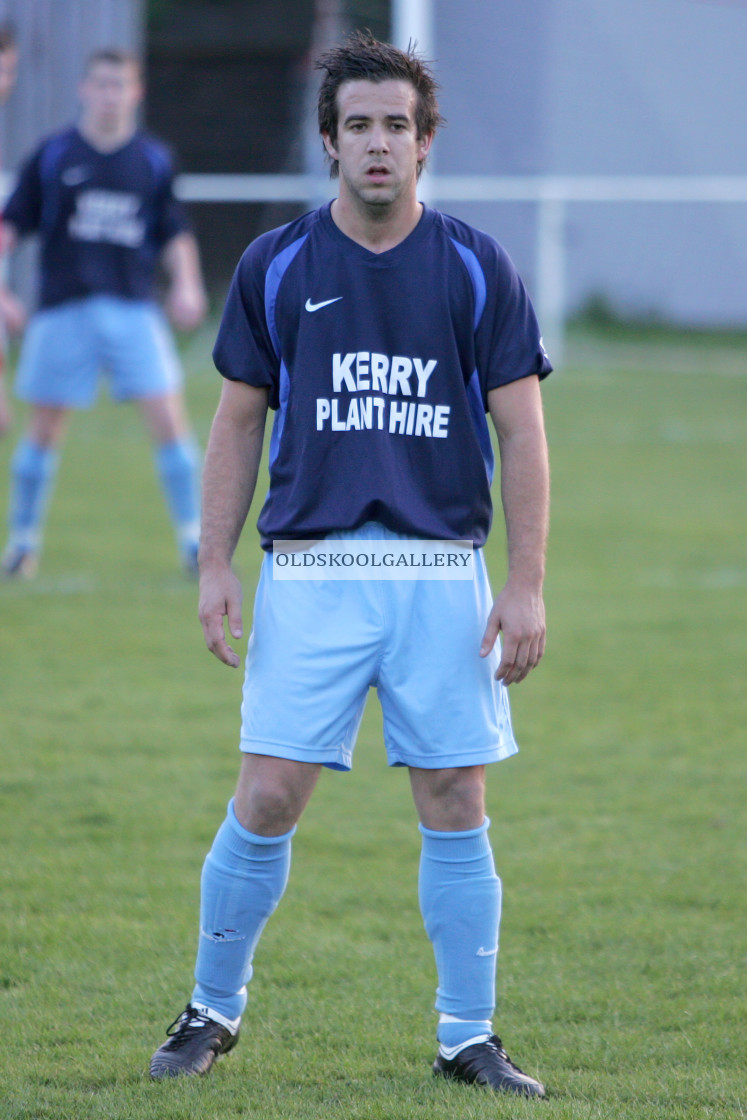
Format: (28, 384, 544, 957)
(0, 287, 27, 335)
(198, 563, 244, 668)
(480, 582, 546, 685)
(166, 280, 208, 332)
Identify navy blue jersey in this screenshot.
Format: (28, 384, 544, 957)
(214, 202, 552, 549)
(4, 127, 189, 307)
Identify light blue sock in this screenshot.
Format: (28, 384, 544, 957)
(154, 438, 201, 551)
(7, 438, 60, 551)
(418, 818, 501, 1049)
(192, 799, 294, 1021)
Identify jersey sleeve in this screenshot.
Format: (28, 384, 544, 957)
(476, 238, 552, 399)
(212, 246, 280, 405)
(154, 181, 190, 247)
(147, 141, 191, 248)
(2, 146, 44, 234)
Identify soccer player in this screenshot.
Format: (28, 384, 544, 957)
(150, 32, 551, 1098)
(0, 21, 22, 437)
(0, 48, 206, 577)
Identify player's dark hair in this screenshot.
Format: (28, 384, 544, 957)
(0, 21, 17, 53)
(84, 47, 141, 77)
(316, 29, 444, 178)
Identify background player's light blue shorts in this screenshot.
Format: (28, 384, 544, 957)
(240, 523, 518, 771)
(15, 295, 183, 407)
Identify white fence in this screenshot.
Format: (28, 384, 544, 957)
(176, 173, 747, 363)
(4, 170, 747, 362)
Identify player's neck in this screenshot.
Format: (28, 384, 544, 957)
(330, 190, 423, 254)
(78, 116, 137, 154)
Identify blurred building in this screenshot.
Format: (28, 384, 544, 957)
(147, 0, 747, 327)
(2, 0, 746, 328)
(146, 0, 388, 286)
(433, 0, 747, 327)
(146, 0, 315, 287)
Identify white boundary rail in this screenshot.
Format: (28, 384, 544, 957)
(3, 170, 746, 361)
(176, 173, 747, 363)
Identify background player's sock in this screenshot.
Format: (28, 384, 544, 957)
(6, 437, 60, 553)
(154, 437, 201, 556)
(192, 798, 294, 1022)
(418, 818, 502, 1049)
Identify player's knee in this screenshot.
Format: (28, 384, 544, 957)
(234, 773, 305, 836)
(28, 408, 68, 446)
(413, 766, 486, 831)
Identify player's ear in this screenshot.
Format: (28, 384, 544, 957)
(417, 131, 434, 161)
(322, 132, 339, 161)
(131, 67, 145, 104)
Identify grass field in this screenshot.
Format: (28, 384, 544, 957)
(0, 322, 744, 1119)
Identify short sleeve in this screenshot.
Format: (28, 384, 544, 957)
(149, 146, 190, 247)
(154, 183, 189, 247)
(2, 147, 44, 234)
(212, 249, 280, 406)
(476, 239, 552, 399)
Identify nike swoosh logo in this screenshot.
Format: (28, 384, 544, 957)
(62, 167, 91, 186)
(476, 946, 498, 957)
(305, 296, 343, 312)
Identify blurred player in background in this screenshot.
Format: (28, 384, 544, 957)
(0, 21, 21, 436)
(150, 32, 550, 1098)
(0, 48, 206, 578)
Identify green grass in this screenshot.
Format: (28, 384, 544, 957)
(0, 324, 745, 1119)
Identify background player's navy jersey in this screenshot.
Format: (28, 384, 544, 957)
(4, 127, 189, 308)
(214, 202, 552, 549)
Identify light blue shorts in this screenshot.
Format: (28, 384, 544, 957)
(240, 523, 518, 771)
(15, 295, 183, 408)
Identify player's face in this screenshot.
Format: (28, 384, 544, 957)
(323, 79, 432, 209)
(79, 61, 143, 133)
(0, 47, 18, 105)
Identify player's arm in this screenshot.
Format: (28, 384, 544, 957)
(0, 217, 18, 254)
(0, 141, 54, 355)
(0, 219, 28, 336)
(0, 219, 25, 434)
(161, 230, 208, 331)
(198, 379, 269, 667)
(482, 374, 549, 685)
